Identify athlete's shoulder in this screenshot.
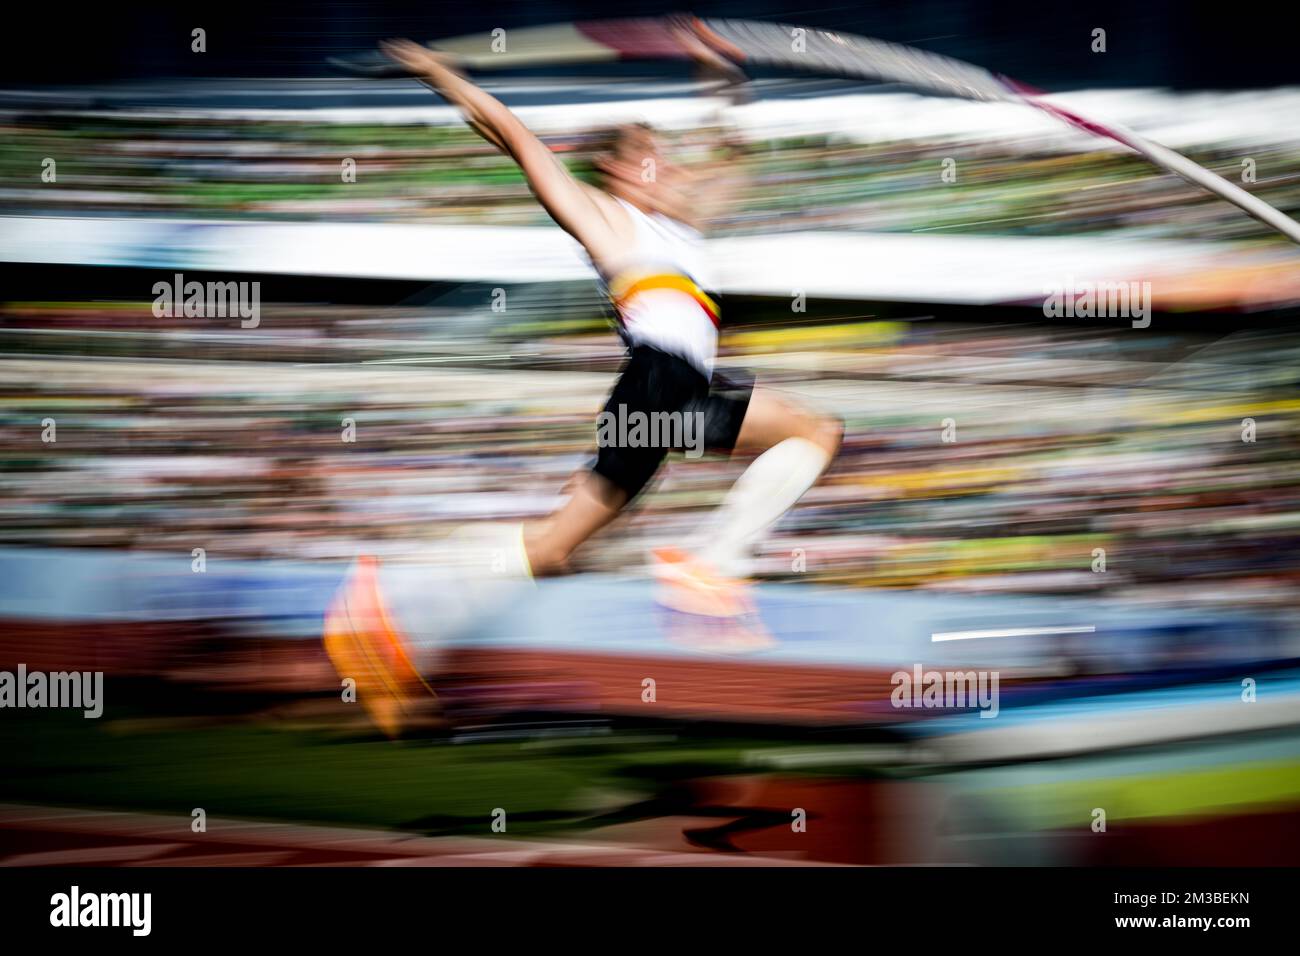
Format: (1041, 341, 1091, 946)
(576, 188, 639, 266)
(583, 185, 634, 228)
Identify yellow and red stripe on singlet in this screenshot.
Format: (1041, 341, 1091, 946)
(607, 271, 721, 328)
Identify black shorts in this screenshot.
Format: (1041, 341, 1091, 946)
(592, 345, 754, 499)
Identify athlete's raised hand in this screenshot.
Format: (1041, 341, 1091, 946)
(378, 37, 624, 264)
(667, 15, 749, 101)
(379, 39, 463, 78)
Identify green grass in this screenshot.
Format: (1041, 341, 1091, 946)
(0, 707, 809, 836)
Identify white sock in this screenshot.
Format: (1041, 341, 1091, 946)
(698, 437, 831, 578)
(383, 523, 533, 667)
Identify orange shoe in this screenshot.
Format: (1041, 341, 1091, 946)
(651, 547, 755, 618)
(322, 555, 434, 737)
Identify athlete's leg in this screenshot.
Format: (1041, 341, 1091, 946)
(696, 386, 842, 577)
(523, 346, 684, 575)
(732, 386, 843, 458)
(523, 471, 628, 576)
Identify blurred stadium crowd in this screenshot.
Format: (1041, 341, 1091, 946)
(3, 89, 1300, 241)
(2, 89, 1300, 618)
(3, 297, 1297, 613)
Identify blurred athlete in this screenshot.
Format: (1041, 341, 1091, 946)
(325, 29, 840, 733)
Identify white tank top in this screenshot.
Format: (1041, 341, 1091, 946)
(599, 198, 719, 377)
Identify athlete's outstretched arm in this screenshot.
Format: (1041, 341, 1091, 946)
(381, 39, 619, 254)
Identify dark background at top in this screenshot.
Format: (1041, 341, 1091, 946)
(7, 0, 1296, 89)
